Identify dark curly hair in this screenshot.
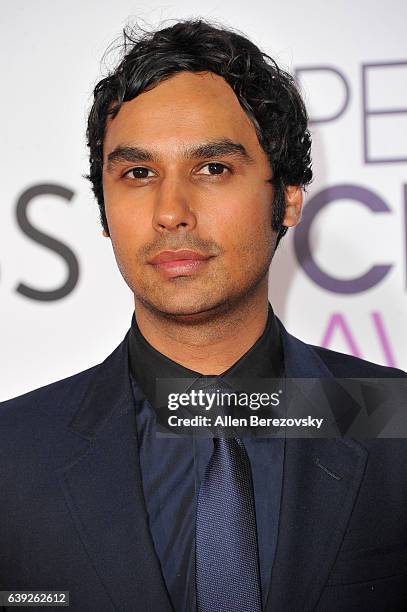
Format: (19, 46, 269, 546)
(86, 19, 312, 244)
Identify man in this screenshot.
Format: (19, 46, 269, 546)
(1, 19, 406, 612)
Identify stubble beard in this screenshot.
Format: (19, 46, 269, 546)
(132, 240, 275, 325)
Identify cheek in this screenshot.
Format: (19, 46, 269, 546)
(214, 191, 274, 256)
(104, 186, 151, 253)
(105, 216, 150, 286)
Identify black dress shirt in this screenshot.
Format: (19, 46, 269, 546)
(128, 303, 285, 612)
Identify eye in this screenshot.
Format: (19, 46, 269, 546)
(198, 162, 229, 176)
(124, 167, 155, 179)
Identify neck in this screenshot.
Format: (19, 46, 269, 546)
(134, 287, 269, 375)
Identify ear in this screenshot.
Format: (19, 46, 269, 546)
(282, 185, 303, 227)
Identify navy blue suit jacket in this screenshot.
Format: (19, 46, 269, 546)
(1, 319, 407, 611)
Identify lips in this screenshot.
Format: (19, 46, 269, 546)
(148, 250, 212, 278)
(148, 250, 209, 264)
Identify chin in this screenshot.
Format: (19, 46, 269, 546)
(139, 291, 233, 322)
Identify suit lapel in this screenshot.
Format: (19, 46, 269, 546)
(57, 335, 173, 612)
(265, 322, 369, 611)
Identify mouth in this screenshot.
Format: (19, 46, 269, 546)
(147, 249, 213, 279)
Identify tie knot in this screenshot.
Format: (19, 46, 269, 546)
(188, 378, 238, 437)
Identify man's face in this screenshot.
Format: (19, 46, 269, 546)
(102, 71, 280, 319)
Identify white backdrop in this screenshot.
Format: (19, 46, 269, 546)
(1, 0, 406, 401)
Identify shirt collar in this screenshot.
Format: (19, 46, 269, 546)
(128, 303, 284, 409)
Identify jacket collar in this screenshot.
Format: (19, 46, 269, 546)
(277, 317, 333, 378)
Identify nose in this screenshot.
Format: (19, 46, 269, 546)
(152, 177, 197, 234)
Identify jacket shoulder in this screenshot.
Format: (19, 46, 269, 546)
(0, 365, 99, 424)
(309, 344, 407, 378)
(0, 331, 130, 433)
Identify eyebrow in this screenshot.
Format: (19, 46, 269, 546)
(105, 138, 254, 172)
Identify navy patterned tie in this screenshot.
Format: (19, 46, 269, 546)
(195, 414, 263, 611)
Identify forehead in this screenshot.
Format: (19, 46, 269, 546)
(103, 71, 261, 156)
